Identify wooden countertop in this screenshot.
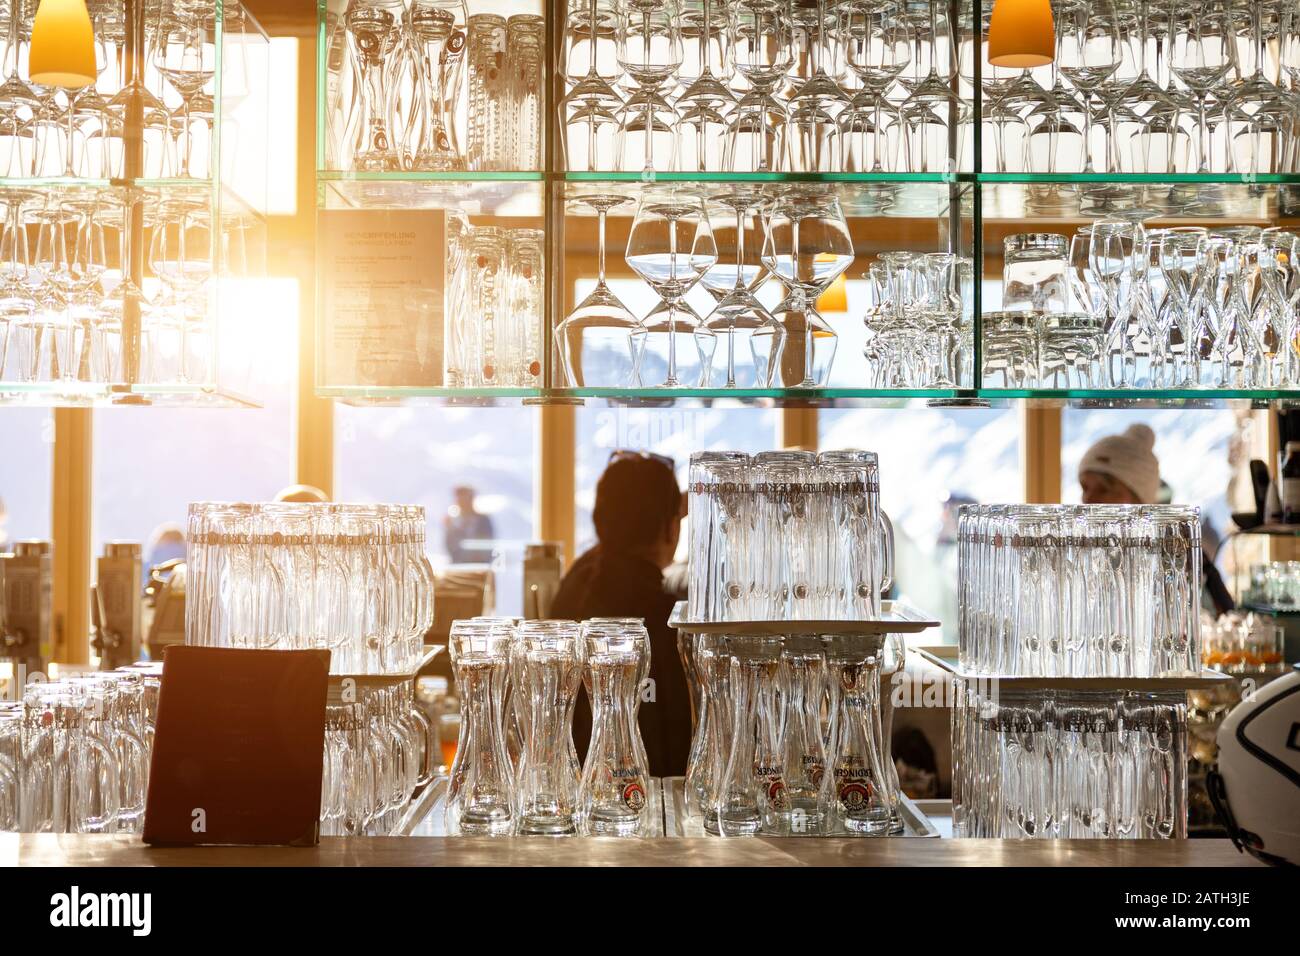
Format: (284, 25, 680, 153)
(1, 834, 1260, 867)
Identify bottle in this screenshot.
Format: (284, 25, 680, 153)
(1282, 442, 1300, 524)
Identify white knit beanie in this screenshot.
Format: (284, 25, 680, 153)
(1078, 424, 1160, 504)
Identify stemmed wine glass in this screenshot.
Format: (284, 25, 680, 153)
(560, 0, 624, 171)
(615, 0, 683, 172)
(152, 13, 216, 179)
(761, 187, 853, 387)
(1088, 218, 1143, 388)
(726, 0, 795, 172)
(1157, 228, 1210, 387)
(676, 0, 733, 172)
(839, 1, 911, 173)
(0, 189, 39, 380)
(556, 194, 645, 387)
(702, 191, 784, 388)
(1169, 3, 1233, 174)
(1057, 0, 1122, 174)
(786, 0, 849, 172)
(625, 193, 717, 387)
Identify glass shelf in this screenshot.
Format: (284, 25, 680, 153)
(318, 177, 544, 215)
(309, 385, 1300, 409)
(311, 0, 1300, 411)
(978, 389, 1292, 409)
(564, 171, 964, 184)
(0, 382, 261, 408)
(979, 180, 1297, 222)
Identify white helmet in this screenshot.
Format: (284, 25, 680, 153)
(1209, 664, 1300, 867)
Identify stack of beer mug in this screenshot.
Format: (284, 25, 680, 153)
(681, 447, 912, 837)
(957, 504, 1202, 678)
(321, 681, 437, 837)
(952, 685, 1188, 839)
(443, 617, 657, 837)
(444, 222, 545, 389)
(0, 669, 159, 835)
(185, 502, 435, 675)
(687, 449, 894, 622)
(952, 503, 1202, 840)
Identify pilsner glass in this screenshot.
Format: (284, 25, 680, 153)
(826, 636, 892, 835)
(780, 635, 831, 835)
(445, 620, 515, 835)
(514, 620, 584, 835)
(716, 636, 787, 836)
(578, 625, 653, 835)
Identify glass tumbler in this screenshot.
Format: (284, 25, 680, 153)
(1002, 233, 1069, 313)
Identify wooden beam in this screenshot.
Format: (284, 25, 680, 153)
(537, 404, 576, 569)
(1022, 405, 1062, 504)
(50, 408, 92, 665)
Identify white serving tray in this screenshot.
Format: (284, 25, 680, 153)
(669, 600, 941, 636)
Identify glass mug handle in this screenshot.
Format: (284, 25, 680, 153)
(74, 729, 120, 833)
(876, 508, 895, 599)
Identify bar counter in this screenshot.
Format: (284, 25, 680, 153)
(3, 834, 1260, 867)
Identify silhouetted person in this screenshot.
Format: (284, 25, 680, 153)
(550, 453, 691, 777)
(444, 485, 494, 564)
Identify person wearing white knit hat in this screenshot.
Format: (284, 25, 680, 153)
(1078, 423, 1161, 505)
(1077, 423, 1235, 615)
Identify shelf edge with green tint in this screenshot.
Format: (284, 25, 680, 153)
(312, 384, 1300, 407)
(980, 388, 1300, 404)
(0, 382, 262, 408)
(977, 172, 1300, 186)
(317, 170, 545, 183)
(563, 171, 965, 184)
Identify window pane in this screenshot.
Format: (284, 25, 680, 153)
(335, 406, 538, 616)
(575, 406, 778, 559)
(820, 408, 1022, 641)
(92, 280, 298, 565)
(0, 409, 53, 546)
(1062, 407, 1257, 598)
(1061, 408, 1242, 532)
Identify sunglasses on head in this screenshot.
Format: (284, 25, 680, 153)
(608, 449, 676, 473)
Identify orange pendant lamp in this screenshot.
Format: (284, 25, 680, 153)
(988, 0, 1055, 69)
(28, 0, 97, 89)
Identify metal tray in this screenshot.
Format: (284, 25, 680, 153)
(394, 776, 666, 838)
(669, 600, 941, 636)
(662, 777, 940, 839)
(915, 647, 1236, 691)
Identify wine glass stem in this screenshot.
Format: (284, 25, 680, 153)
(596, 205, 608, 286)
(1082, 95, 1095, 173)
(641, 12, 653, 172)
(1197, 96, 1210, 173)
(666, 216, 678, 385)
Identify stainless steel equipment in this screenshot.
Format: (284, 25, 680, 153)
(91, 541, 143, 670)
(523, 542, 563, 619)
(1, 541, 53, 690)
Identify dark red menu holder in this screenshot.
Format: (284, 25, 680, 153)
(143, 646, 330, 847)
